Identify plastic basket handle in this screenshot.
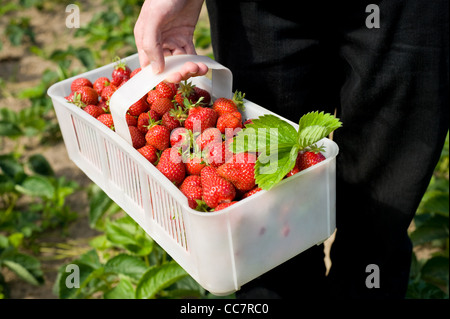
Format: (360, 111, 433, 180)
(109, 54, 233, 146)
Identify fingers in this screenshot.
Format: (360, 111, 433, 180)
(134, 2, 165, 72)
(140, 27, 165, 74)
(133, 0, 208, 82)
(165, 62, 209, 83)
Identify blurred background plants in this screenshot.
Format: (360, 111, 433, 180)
(406, 133, 449, 298)
(0, 0, 447, 299)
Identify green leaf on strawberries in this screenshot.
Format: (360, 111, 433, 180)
(232, 114, 297, 153)
(232, 111, 342, 191)
(256, 144, 300, 190)
(247, 114, 298, 145)
(297, 111, 342, 149)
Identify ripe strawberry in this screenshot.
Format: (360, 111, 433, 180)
(98, 99, 108, 111)
(129, 126, 146, 149)
(204, 141, 227, 168)
(71, 77, 92, 92)
(136, 113, 149, 134)
(137, 110, 160, 134)
(65, 92, 74, 102)
(127, 96, 149, 116)
(97, 113, 114, 130)
(137, 144, 158, 164)
(174, 81, 197, 106)
(214, 201, 238, 211)
(155, 81, 175, 99)
(201, 166, 236, 209)
(93, 77, 110, 96)
(101, 83, 118, 102)
(242, 187, 262, 199)
(223, 138, 235, 163)
(184, 107, 218, 133)
(146, 90, 160, 106)
(74, 86, 98, 105)
(84, 104, 105, 118)
(166, 82, 178, 95)
(296, 150, 326, 171)
(285, 165, 300, 178)
(130, 67, 141, 78)
(212, 98, 235, 116)
(111, 58, 131, 86)
(185, 154, 206, 176)
(126, 113, 138, 126)
(216, 111, 243, 134)
(161, 105, 187, 131)
(161, 112, 179, 132)
(180, 175, 203, 209)
(149, 109, 161, 121)
(145, 123, 170, 151)
(212, 91, 245, 116)
(151, 97, 174, 116)
(170, 127, 191, 149)
(217, 152, 257, 192)
(156, 147, 186, 186)
(194, 87, 211, 105)
(200, 165, 219, 180)
(195, 127, 222, 151)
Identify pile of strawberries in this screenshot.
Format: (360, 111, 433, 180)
(66, 58, 325, 212)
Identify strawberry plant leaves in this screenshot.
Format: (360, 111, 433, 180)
(0, 174, 15, 193)
(419, 190, 449, 217)
(232, 114, 297, 153)
(1, 253, 44, 286)
(420, 256, 449, 287)
(15, 175, 55, 199)
(104, 277, 135, 299)
(0, 154, 26, 183)
(297, 111, 342, 149)
(27, 154, 54, 176)
(255, 144, 300, 191)
(0, 120, 23, 137)
(104, 253, 148, 281)
(409, 214, 449, 246)
(233, 111, 342, 191)
(88, 186, 117, 228)
(73, 47, 96, 69)
(2, 260, 40, 286)
(77, 249, 102, 270)
(245, 114, 298, 145)
(135, 261, 188, 299)
(105, 216, 153, 256)
(54, 261, 95, 299)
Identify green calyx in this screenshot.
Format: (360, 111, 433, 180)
(232, 91, 246, 111)
(113, 56, 127, 71)
(194, 200, 210, 212)
(169, 105, 188, 123)
(231, 111, 342, 191)
(144, 117, 162, 130)
(70, 92, 86, 108)
(178, 80, 196, 97)
(182, 96, 204, 110)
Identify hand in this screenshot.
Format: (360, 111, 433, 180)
(134, 0, 208, 82)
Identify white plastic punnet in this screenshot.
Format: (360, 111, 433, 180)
(48, 54, 338, 296)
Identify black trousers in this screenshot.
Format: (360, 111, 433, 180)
(206, 0, 449, 299)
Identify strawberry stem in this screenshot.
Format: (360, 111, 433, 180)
(113, 56, 127, 70)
